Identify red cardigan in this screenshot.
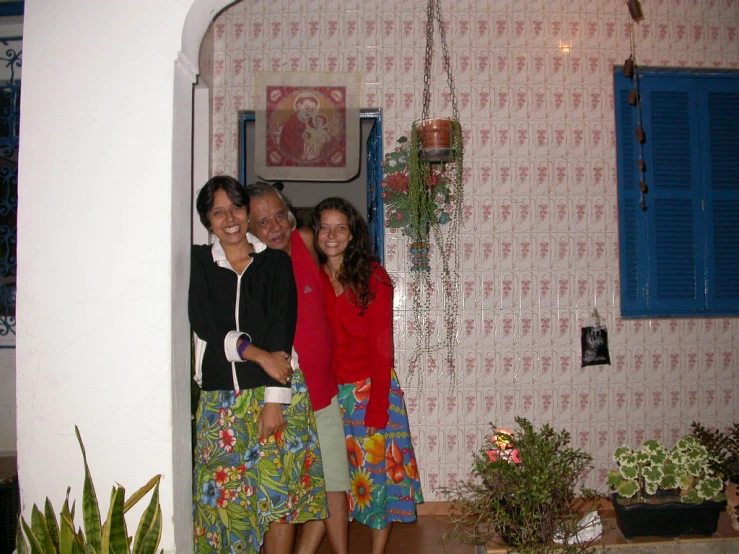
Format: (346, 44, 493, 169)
(291, 229, 336, 411)
(319, 262, 394, 429)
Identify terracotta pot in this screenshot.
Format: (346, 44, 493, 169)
(728, 479, 739, 531)
(415, 118, 460, 162)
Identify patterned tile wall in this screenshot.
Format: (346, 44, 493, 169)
(209, 0, 739, 500)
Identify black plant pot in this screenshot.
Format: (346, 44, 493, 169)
(611, 492, 727, 539)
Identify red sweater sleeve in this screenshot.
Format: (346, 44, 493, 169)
(365, 266, 394, 429)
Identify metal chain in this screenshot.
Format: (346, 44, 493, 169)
(422, 0, 458, 122)
(421, 0, 434, 122)
(416, 0, 462, 385)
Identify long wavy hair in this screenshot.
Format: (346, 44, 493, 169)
(311, 197, 378, 313)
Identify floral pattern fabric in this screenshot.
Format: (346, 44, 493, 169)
(338, 370, 423, 530)
(193, 368, 327, 554)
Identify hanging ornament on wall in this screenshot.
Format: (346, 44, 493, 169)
(627, 0, 645, 22)
(625, 0, 648, 210)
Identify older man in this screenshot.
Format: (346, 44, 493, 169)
(246, 182, 350, 554)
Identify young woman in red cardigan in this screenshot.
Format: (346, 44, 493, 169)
(312, 197, 423, 554)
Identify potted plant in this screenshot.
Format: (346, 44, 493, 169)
(607, 435, 727, 538)
(438, 417, 599, 553)
(382, 125, 463, 382)
(382, 126, 463, 266)
(16, 426, 163, 554)
(379, 0, 466, 385)
(691, 421, 739, 530)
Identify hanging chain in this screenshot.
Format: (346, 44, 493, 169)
(421, 0, 434, 122)
(422, 0, 458, 122)
(413, 0, 463, 388)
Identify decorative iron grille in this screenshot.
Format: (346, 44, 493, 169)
(0, 37, 20, 348)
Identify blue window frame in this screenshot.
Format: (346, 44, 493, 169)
(615, 70, 739, 318)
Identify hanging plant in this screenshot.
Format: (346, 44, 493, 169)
(381, 133, 460, 251)
(382, 123, 464, 385)
(380, 0, 464, 388)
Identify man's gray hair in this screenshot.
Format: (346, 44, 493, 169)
(245, 181, 297, 231)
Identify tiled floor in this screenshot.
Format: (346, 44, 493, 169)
(312, 510, 739, 553)
(481, 509, 739, 554)
(313, 515, 477, 554)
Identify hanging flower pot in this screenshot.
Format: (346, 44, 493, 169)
(416, 118, 460, 162)
(381, 0, 465, 386)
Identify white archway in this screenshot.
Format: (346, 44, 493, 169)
(14, 1, 252, 552)
(170, 2, 238, 551)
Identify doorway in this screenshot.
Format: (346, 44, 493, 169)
(237, 109, 385, 261)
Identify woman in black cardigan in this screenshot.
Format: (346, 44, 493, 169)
(189, 176, 326, 554)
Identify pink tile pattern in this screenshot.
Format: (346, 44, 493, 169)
(209, 0, 739, 499)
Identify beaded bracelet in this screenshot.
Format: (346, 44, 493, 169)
(237, 337, 251, 359)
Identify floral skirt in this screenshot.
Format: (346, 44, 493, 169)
(338, 370, 424, 529)
(193, 368, 327, 554)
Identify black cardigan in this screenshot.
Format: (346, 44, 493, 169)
(189, 244, 297, 391)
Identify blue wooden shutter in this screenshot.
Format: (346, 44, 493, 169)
(702, 82, 739, 310)
(641, 80, 705, 314)
(616, 72, 739, 317)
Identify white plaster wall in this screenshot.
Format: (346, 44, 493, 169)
(16, 0, 197, 550)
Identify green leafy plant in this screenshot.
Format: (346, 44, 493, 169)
(16, 426, 163, 554)
(607, 435, 726, 505)
(381, 124, 464, 382)
(690, 421, 739, 482)
(382, 135, 455, 242)
(439, 417, 597, 553)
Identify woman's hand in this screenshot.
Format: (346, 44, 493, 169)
(259, 402, 285, 438)
(242, 344, 293, 385)
(258, 350, 293, 385)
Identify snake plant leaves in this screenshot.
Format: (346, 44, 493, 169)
(59, 492, 85, 554)
(44, 499, 61, 553)
(31, 498, 59, 553)
(76, 426, 102, 554)
(16, 427, 163, 554)
(123, 475, 160, 514)
(101, 486, 128, 554)
(31, 505, 56, 554)
(21, 516, 44, 554)
(131, 477, 162, 554)
(15, 528, 28, 554)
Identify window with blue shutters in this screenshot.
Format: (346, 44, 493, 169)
(614, 70, 739, 317)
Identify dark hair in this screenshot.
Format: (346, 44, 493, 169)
(311, 197, 378, 312)
(245, 181, 297, 230)
(196, 176, 248, 230)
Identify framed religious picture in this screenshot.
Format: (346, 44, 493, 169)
(254, 71, 363, 181)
